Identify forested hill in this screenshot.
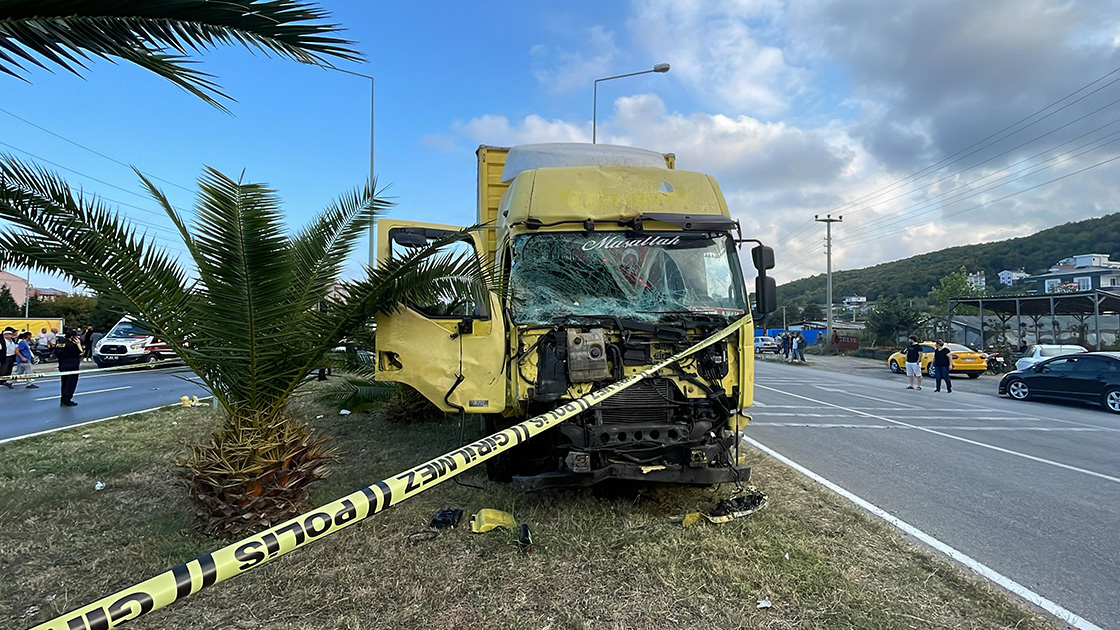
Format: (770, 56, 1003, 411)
(777, 212, 1120, 305)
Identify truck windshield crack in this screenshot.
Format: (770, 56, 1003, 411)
(510, 231, 746, 324)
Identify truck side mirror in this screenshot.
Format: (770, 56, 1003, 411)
(752, 245, 775, 271)
(755, 276, 778, 315)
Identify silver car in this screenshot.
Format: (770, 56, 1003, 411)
(1015, 344, 1086, 371)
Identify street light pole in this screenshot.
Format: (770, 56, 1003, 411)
(23, 267, 30, 318)
(334, 69, 376, 268)
(815, 214, 842, 353)
(593, 63, 670, 144)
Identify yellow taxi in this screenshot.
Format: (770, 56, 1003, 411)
(888, 341, 986, 379)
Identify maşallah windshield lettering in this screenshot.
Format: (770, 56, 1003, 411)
(511, 232, 747, 324)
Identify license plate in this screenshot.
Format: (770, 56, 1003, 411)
(961, 358, 977, 361)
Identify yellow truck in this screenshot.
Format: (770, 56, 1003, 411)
(374, 143, 776, 489)
(0, 317, 64, 336)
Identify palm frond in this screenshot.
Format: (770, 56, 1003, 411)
(0, 0, 361, 110)
(0, 154, 192, 342)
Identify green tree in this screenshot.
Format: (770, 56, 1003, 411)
(0, 283, 20, 316)
(0, 0, 360, 111)
(0, 162, 485, 536)
(865, 296, 926, 346)
(89, 291, 129, 332)
(799, 303, 823, 322)
(928, 266, 980, 337)
(27, 293, 97, 325)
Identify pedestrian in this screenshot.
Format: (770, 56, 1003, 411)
(796, 332, 807, 362)
(35, 327, 50, 350)
(81, 326, 94, 360)
(789, 333, 800, 363)
(47, 327, 59, 348)
(781, 332, 790, 359)
(904, 335, 923, 390)
(0, 327, 16, 389)
(54, 328, 83, 406)
(13, 332, 38, 389)
(932, 339, 952, 393)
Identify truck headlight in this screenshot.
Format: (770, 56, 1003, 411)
(130, 342, 145, 350)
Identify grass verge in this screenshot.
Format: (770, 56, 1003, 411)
(1, 396, 1057, 629)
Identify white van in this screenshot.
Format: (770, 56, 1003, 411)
(92, 316, 175, 367)
(1015, 344, 1086, 371)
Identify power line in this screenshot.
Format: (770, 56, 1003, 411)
(823, 65, 1120, 220)
(0, 107, 196, 194)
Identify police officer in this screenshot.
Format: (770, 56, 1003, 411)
(54, 328, 83, 406)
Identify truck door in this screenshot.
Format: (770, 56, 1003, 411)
(373, 220, 507, 414)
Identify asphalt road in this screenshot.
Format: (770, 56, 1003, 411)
(0, 362, 210, 443)
(747, 359, 1120, 629)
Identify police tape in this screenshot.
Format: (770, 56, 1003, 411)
(5, 359, 187, 381)
(29, 314, 752, 630)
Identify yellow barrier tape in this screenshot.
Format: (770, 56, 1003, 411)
(5, 359, 187, 381)
(28, 314, 751, 630)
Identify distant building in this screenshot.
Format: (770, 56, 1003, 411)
(0, 270, 28, 307)
(966, 271, 986, 290)
(1027, 253, 1120, 294)
(843, 296, 867, 308)
(28, 287, 66, 300)
(999, 269, 1029, 286)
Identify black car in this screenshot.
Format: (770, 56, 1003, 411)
(998, 352, 1120, 413)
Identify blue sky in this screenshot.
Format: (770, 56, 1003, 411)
(4, 0, 1120, 293)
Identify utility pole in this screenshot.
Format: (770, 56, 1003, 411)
(815, 214, 842, 353)
(782, 305, 787, 331)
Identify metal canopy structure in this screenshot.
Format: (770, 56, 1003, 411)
(948, 289, 1120, 350)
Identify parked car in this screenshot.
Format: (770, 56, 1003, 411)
(754, 336, 781, 354)
(999, 352, 1120, 413)
(1014, 344, 1086, 371)
(888, 341, 986, 378)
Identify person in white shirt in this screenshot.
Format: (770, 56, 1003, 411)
(1, 328, 16, 389)
(35, 328, 51, 350)
(46, 328, 58, 347)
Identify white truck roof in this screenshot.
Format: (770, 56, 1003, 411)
(501, 143, 668, 183)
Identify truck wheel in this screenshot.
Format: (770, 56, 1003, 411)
(146, 353, 160, 364)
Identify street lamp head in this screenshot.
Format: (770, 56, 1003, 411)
(653, 63, 671, 73)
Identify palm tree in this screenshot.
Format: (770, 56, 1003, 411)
(0, 158, 487, 535)
(0, 0, 361, 111)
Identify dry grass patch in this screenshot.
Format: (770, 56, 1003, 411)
(1, 397, 1056, 629)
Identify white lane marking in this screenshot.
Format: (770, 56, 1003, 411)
(0, 397, 213, 445)
(35, 386, 131, 401)
(813, 385, 920, 408)
(750, 422, 1111, 431)
(756, 384, 1120, 485)
(751, 399, 767, 407)
(742, 435, 1104, 630)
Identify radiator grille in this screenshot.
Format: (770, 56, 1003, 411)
(597, 379, 675, 423)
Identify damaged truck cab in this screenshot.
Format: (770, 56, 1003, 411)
(375, 143, 776, 490)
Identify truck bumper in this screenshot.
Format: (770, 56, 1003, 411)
(511, 462, 751, 491)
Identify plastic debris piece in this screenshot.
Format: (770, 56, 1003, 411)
(518, 524, 533, 553)
(640, 464, 667, 474)
(757, 597, 771, 609)
(171, 421, 178, 426)
(179, 395, 201, 407)
(43, 595, 55, 603)
(470, 508, 517, 533)
(784, 552, 789, 560)
(94, 481, 105, 491)
(705, 486, 768, 524)
(22, 605, 40, 618)
(339, 409, 352, 415)
(681, 512, 703, 528)
(315, 415, 324, 419)
(81, 434, 90, 439)
(429, 508, 463, 529)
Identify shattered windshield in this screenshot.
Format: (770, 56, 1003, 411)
(510, 232, 748, 324)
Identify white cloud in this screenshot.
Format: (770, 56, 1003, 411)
(530, 26, 619, 93)
(628, 0, 809, 116)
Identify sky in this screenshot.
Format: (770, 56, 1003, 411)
(3, 0, 1120, 294)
